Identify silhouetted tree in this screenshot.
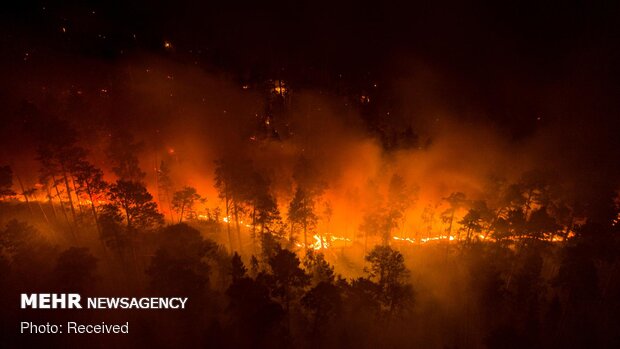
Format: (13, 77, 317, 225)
(288, 186, 319, 250)
(244, 172, 281, 252)
(230, 252, 247, 282)
(259, 232, 284, 264)
(214, 158, 251, 253)
(147, 224, 217, 296)
(459, 201, 493, 242)
(365, 245, 414, 318)
(0, 220, 39, 261)
(385, 174, 416, 244)
(421, 204, 437, 242)
(345, 277, 381, 321)
(518, 169, 555, 216)
(441, 192, 467, 241)
(459, 209, 483, 242)
(226, 271, 286, 348)
(53, 247, 98, 293)
(358, 175, 416, 248)
(360, 205, 389, 252)
(289, 155, 326, 250)
(172, 186, 201, 223)
(98, 203, 131, 261)
(0, 220, 57, 288)
(527, 207, 561, 240)
(107, 180, 164, 230)
(35, 117, 87, 228)
(492, 209, 527, 241)
(303, 250, 335, 285)
(266, 246, 310, 312)
(301, 281, 342, 341)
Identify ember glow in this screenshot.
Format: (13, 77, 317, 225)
(1, 1, 619, 349)
(295, 234, 352, 250)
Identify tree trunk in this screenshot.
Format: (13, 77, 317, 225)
(61, 168, 77, 224)
(46, 184, 58, 220)
(225, 194, 233, 253)
(15, 173, 33, 217)
(179, 203, 185, 223)
(71, 176, 84, 218)
(233, 202, 243, 254)
(86, 184, 101, 234)
(52, 175, 72, 231)
(251, 207, 257, 254)
(122, 199, 132, 228)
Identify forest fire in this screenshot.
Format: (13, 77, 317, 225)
(393, 235, 456, 244)
(1, 2, 619, 349)
(295, 234, 352, 250)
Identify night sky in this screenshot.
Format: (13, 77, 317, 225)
(1, 0, 620, 196)
(2, 1, 619, 137)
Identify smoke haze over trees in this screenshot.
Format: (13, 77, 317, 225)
(1, 1, 620, 348)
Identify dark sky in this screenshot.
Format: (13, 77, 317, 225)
(1, 1, 619, 137)
(0, 0, 618, 215)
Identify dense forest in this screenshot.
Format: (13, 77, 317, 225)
(0, 109, 619, 348)
(2, 1, 620, 348)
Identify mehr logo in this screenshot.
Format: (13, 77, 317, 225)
(21, 294, 82, 309)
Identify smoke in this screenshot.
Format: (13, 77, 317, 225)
(1, 48, 618, 242)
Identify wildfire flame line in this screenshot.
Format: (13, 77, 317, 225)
(295, 234, 352, 250)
